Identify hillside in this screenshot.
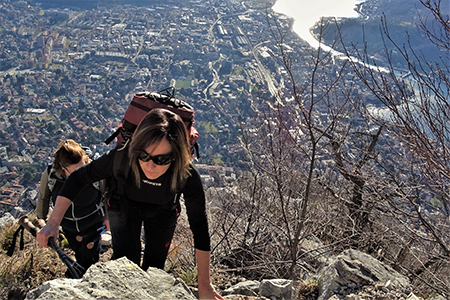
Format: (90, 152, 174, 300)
(1, 0, 449, 299)
(313, 0, 449, 67)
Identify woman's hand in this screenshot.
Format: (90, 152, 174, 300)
(195, 249, 224, 300)
(36, 222, 60, 248)
(36, 195, 72, 247)
(198, 282, 224, 300)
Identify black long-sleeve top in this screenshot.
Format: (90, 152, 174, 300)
(59, 148, 211, 251)
(36, 167, 104, 233)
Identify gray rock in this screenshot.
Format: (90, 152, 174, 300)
(427, 296, 447, 300)
(318, 249, 411, 300)
(406, 293, 422, 300)
(25, 257, 196, 300)
(224, 280, 260, 296)
(259, 279, 293, 299)
(0, 212, 14, 229)
(299, 234, 334, 269)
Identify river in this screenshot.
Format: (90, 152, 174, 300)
(272, 0, 391, 73)
(272, 0, 362, 49)
(271, 0, 432, 121)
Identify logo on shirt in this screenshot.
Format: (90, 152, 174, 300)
(143, 180, 161, 186)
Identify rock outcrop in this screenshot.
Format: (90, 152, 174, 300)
(25, 257, 196, 300)
(318, 249, 412, 300)
(20, 237, 446, 300)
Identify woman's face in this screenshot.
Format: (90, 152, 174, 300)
(138, 137, 173, 180)
(62, 160, 85, 178)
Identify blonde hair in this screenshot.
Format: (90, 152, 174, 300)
(129, 108, 191, 192)
(53, 139, 88, 172)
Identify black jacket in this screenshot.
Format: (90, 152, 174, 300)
(37, 166, 104, 233)
(59, 148, 211, 251)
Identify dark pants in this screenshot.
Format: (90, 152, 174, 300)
(108, 204, 178, 270)
(63, 222, 103, 276)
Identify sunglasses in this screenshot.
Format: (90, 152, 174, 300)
(137, 151, 173, 165)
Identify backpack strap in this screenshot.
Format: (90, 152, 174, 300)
(47, 165, 57, 192)
(81, 145, 93, 159)
(113, 139, 131, 196)
(7, 225, 25, 257)
(98, 179, 107, 196)
(170, 171, 190, 211)
(192, 142, 200, 159)
(104, 127, 121, 145)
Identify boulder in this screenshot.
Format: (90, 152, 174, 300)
(318, 249, 411, 300)
(25, 257, 196, 300)
(259, 279, 293, 299)
(223, 280, 260, 296)
(299, 234, 334, 271)
(0, 212, 15, 230)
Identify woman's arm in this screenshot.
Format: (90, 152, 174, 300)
(196, 249, 224, 300)
(36, 196, 71, 248)
(58, 149, 116, 200)
(183, 167, 222, 299)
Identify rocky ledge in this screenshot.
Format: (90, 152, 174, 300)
(24, 249, 446, 300)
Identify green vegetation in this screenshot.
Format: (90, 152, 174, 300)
(178, 269, 197, 286)
(50, 64, 64, 69)
(198, 121, 218, 134)
(430, 198, 444, 209)
(212, 155, 224, 166)
(20, 163, 42, 182)
(296, 276, 321, 300)
(0, 215, 67, 300)
(175, 80, 191, 89)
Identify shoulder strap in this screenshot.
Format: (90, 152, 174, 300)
(47, 165, 57, 192)
(81, 146, 94, 159)
(98, 179, 107, 195)
(171, 173, 189, 210)
(91, 179, 107, 196)
(113, 139, 131, 196)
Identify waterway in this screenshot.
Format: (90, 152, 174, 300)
(272, 0, 391, 73)
(271, 0, 433, 122)
(272, 0, 362, 49)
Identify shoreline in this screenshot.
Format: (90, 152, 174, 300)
(271, 0, 363, 47)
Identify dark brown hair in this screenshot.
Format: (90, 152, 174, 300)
(53, 139, 87, 173)
(128, 108, 191, 192)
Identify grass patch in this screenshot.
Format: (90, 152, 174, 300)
(0, 216, 67, 300)
(175, 80, 192, 89)
(296, 276, 321, 300)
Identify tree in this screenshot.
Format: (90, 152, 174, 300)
(212, 14, 362, 280)
(212, 0, 449, 296)
(338, 0, 450, 295)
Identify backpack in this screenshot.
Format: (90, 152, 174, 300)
(103, 87, 195, 205)
(104, 87, 199, 158)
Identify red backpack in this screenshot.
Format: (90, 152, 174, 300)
(105, 87, 199, 158)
